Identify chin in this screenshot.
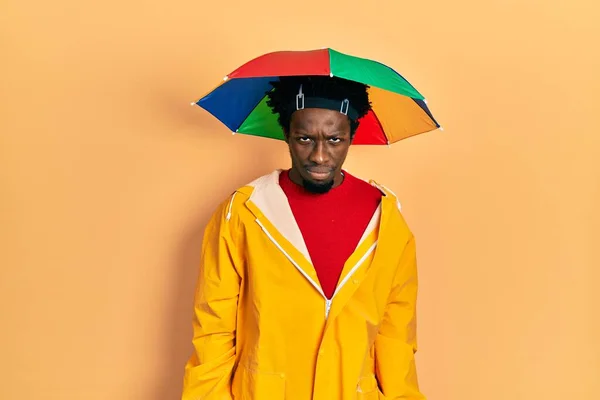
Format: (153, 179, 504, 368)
(302, 178, 335, 194)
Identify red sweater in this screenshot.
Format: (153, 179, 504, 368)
(279, 170, 382, 299)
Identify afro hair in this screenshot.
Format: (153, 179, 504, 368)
(265, 75, 371, 136)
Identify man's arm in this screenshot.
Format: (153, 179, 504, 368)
(181, 197, 242, 400)
(374, 235, 426, 399)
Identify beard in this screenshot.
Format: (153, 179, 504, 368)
(302, 177, 335, 194)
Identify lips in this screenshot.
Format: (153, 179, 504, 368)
(305, 167, 333, 181)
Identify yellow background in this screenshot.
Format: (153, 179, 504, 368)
(1, 0, 598, 399)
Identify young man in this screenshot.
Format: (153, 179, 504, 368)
(181, 76, 426, 399)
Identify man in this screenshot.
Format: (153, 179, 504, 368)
(181, 75, 426, 399)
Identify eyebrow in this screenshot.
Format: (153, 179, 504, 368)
(290, 130, 346, 139)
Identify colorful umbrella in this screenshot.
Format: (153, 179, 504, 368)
(192, 48, 441, 145)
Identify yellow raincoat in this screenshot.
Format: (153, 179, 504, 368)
(181, 170, 426, 399)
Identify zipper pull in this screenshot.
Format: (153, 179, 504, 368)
(325, 299, 332, 318)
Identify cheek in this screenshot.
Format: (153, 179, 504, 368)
(290, 143, 310, 159)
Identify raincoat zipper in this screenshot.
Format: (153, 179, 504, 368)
(256, 219, 378, 319)
(325, 299, 332, 317)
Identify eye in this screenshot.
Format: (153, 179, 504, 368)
(297, 136, 311, 143)
(328, 137, 342, 143)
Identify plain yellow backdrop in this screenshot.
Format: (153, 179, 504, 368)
(1, 0, 599, 399)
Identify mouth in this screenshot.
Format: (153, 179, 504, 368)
(305, 167, 333, 181)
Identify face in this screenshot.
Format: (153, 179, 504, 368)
(285, 108, 352, 193)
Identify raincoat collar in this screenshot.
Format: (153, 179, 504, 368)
(242, 169, 385, 253)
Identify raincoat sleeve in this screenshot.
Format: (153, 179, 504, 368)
(375, 235, 426, 399)
(181, 196, 243, 400)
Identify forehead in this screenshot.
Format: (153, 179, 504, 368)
(290, 108, 349, 129)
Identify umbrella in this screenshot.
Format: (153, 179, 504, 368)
(192, 48, 441, 145)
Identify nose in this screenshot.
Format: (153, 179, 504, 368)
(308, 141, 327, 164)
